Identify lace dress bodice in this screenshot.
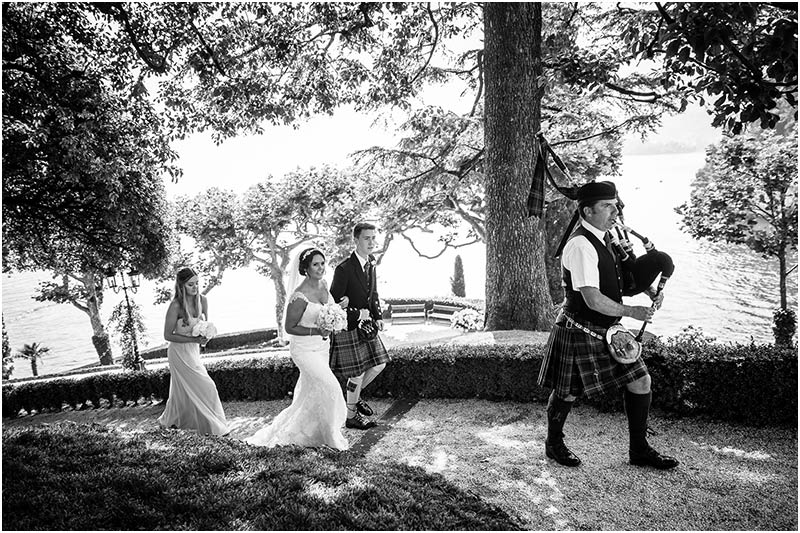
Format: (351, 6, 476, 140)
(289, 292, 329, 329)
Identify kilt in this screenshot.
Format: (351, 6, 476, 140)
(329, 328, 390, 378)
(537, 316, 649, 399)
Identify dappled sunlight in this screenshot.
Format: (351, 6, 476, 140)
(396, 418, 433, 431)
(494, 474, 569, 530)
(302, 473, 371, 504)
(402, 447, 455, 474)
(144, 439, 174, 452)
(474, 424, 531, 449)
(692, 441, 772, 460)
(730, 469, 779, 485)
(305, 480, 345, 504)
(532, 469, 564, 496)
(301, 473, 372, 505)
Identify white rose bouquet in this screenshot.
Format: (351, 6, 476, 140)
(191, 320, 218, 340)
(316, 303, 348, 338)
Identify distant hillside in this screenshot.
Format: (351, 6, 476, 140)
(623, 138, 713, 155)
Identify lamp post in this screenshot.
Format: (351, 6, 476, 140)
(104, 268, 145, 371)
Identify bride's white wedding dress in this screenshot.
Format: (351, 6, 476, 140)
(245, 292, 349, 450)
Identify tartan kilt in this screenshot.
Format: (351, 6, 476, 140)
(537, 319, 649, 399)
(329, 328, 390, 378)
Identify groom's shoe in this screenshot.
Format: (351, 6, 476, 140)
(629, 446, 679, 470)
(356, 399, 374, 417)
(346, 413, 377, 430)
(545, 439, 582, 467)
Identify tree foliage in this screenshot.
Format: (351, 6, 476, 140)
(678, 118, 797, 321)
(14, 342, 50, 378)
(2, 317, 13, 380)
(3, 3, 179, 364)
(603, 2, 797, 133)
(153, 188, 252, 303)
(164, 167, 369, 336)
(2, 3, 177, 276)
(91, 2, 479, 141)
(108, 299, 147, 371)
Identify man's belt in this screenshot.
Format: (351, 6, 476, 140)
(560, 312, 609, 340)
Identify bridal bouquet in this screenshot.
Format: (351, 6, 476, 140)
(191, 320, 218, 340)
(316, 303, 348, 336)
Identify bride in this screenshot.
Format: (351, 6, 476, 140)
(245, 247, 349, 450)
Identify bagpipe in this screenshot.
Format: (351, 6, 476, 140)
(532, 132, 675, 344)
(610, 218, 675, 341)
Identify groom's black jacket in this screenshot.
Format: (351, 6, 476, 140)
(330, 252, 382, 331)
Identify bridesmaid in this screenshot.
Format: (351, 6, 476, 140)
(157, 267, 228, 436)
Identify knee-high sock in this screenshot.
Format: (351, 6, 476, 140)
(361, 363, 386, 390)
(345, 374, 364, 418)
(546, 391, 574, 444)
(624, 389, 651, 453)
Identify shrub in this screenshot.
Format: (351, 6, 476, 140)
(773, 308, 797, 347)
(450, 309, 484, 332)
(3, 342, 796, 427)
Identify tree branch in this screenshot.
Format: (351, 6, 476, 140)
(448, 194, 486, 240)
(399, 231, 479, 259)
(187, 17, 227, 77)
(408, 3, 439, 86)
(604, 81, 660, 102)
(470, 50, 484, 117)
(550, 117, 639, 146)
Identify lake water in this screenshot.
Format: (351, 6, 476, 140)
(2, 152, 796, 378)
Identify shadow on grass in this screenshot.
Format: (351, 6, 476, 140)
(2, 422, 522, 531)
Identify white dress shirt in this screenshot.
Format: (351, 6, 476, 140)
(561, 219, 608, 290)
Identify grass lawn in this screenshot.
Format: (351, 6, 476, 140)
(3, 397, 796, 530)
(2, 421, 519, 530)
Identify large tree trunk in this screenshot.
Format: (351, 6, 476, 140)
(483, 3, 554, 330)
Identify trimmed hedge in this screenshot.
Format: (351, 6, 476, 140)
(3, 341, 796, 426)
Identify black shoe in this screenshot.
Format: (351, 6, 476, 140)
(629, 446, 679, 469)
(356, 399, 374, 417)
(545, 439, 582, 467)
(345, 413, 377, 430)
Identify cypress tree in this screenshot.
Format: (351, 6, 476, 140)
(451, 255, 466, 297)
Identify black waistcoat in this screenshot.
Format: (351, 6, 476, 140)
(563, 226, 623, 328)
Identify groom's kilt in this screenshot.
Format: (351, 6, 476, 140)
(537, 318, 649, 399)
(329, 328, 390, 378)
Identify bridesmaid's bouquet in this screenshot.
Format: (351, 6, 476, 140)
(316, 303, 348, 337)
(191, 320, 218, 340)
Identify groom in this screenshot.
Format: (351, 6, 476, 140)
(329, 222, 390, 430)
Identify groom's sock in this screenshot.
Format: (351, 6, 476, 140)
(361, 363, 386, 390)
(346, 375, 364, 419)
